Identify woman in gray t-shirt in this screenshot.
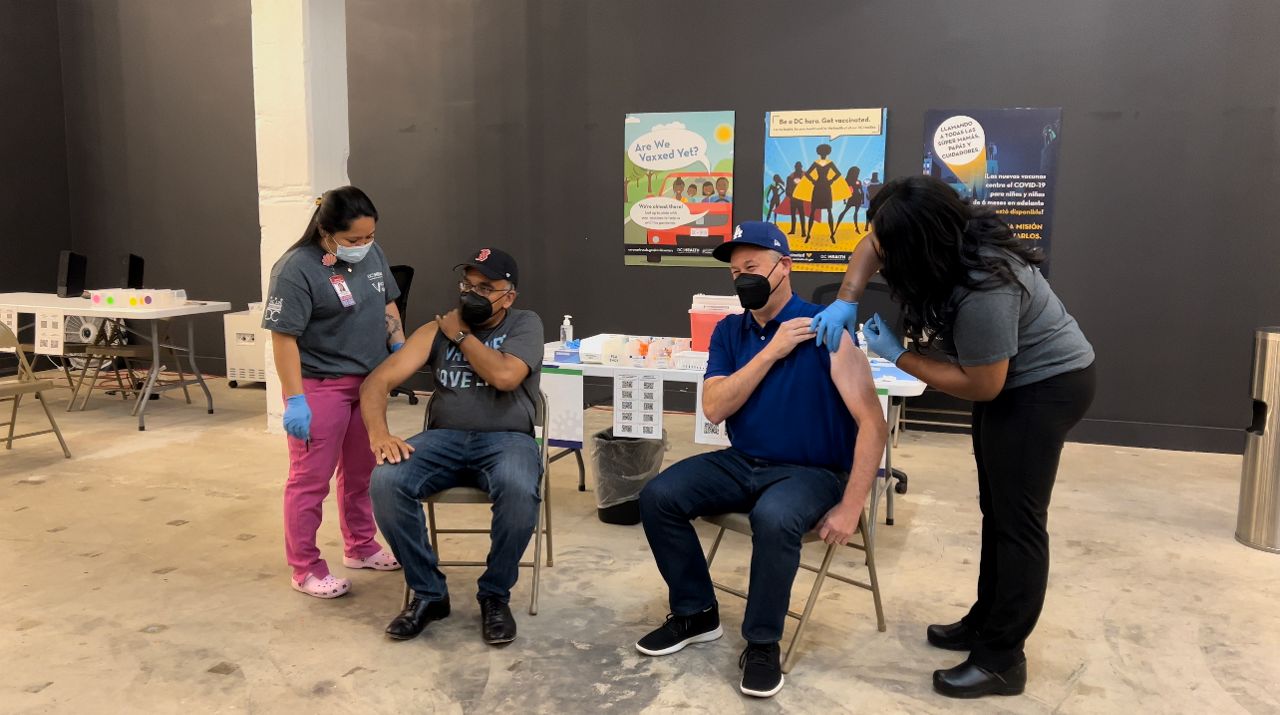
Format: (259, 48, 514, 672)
(812, 175, 1095, 698)
(262, 187, 407, 599)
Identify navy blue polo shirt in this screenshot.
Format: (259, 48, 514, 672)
(704, 293, 860, 473)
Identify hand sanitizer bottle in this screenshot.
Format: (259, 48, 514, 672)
(560, 315, 573, 346)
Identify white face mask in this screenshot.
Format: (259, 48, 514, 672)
(335, 240, 374, 264)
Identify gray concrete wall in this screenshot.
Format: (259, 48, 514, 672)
(54, 0, 261, 372)
(0, 0, 71, 293)
(345, 0, 1280, 453)
(5, 0, 1276, 451)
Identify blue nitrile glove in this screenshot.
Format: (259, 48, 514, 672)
(864, 314, 907, 364)
(811, 299, 859, 352)
(283, 394, 312, 441)
(390, 342, 404, 353)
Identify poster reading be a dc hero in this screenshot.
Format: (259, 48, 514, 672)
(623, 111, 736, 267)
(763, 108, 888, 273)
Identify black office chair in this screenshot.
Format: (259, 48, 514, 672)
(389, 265, 418, 405)
(811, 276, 898, 327)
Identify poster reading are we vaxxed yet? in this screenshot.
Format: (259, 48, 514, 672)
(924, 108, 1062, 274)
(624, 111, 735, 267)
(763, 108, 888, 273)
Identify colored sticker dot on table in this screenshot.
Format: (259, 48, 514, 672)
(92, 295, 100, 304)
(129, 298, 138, 306)
(144, 296, 152, 304)
(106, 296, 114, 304)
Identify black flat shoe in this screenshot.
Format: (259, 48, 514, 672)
(927, 620, 979, 651)
(385, 596, 450, 640)
(932, 659, 1026, 698)
(480, 596, 517, 645)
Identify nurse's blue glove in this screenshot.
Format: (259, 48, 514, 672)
(811, 299, 858, 352)
(283, 394, 312, 442)
(390, 342, 404, 353)
(864, 314, 907, 364)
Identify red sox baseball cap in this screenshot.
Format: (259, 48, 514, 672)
(453, 247, 519, 287)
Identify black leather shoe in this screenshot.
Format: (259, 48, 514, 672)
(480, 596, 517, 645)
(385, 596, 450, 640)
(932, 659, 1026, 698)
(927, 620, 979, 651)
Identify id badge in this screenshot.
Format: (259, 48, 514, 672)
(329, 274, 356, 308)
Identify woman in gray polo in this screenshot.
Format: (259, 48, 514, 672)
(812, 175, 1095, 698)
(263, 187, 407, 599)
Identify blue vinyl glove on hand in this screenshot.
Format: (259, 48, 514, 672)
(283, 393, 312, 442)
(390, 342, 404, 353)
(864, 314, 907, 364)
(811, 299, 859, 352)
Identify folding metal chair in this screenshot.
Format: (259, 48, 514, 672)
(702, 510, 884, 673)
(67, 320, 192, 413)
(402, 390, 553, 615)
(0, 322, 71, 458)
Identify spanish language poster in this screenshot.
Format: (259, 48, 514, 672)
(624, 111, 736, 267)
(923, 108, 1062, 271)
(762, 108, 888, 273)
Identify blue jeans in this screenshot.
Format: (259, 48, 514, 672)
(370, 429, 542, 604)
(639, 448, 847, 643)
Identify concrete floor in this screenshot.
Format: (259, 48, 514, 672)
(1, 378, 1278, 714)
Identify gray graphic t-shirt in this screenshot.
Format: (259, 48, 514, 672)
(262, 242, 400, 378)
(427, 309, 544, 434)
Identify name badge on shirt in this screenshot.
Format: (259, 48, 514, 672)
(329, 274, 356, 308)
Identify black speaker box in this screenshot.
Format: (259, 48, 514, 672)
(124, 253, 145, 289)
(57, 250, 87, 298)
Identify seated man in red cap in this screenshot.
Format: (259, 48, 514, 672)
(635, 222, 887, 698)
(360, 247, 544, 647)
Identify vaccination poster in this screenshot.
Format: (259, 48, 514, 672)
(923, 108, 1062, 272)
(763, 108, 888, 273)
(624, 111, 736, 267)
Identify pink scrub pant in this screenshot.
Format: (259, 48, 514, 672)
(284, 375, 383, 584)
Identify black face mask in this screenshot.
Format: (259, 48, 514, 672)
(459, 291, 497, 327)
(734, 260, 782, 311)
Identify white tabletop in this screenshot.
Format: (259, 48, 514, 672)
(544, 349, 926, 398)
(0, 292, 232, 320)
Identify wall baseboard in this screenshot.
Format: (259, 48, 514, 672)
(1070, 418, 1244, 455)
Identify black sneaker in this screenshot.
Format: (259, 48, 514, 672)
(635, 604, 723, 656)
(739, 642, 784, 698)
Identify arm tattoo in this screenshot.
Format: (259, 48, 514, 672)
(385, 314, 402, 336)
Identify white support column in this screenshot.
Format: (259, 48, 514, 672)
(250, 0, 350, 432)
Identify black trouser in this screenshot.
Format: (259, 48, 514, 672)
(961, 363, 1096, 670)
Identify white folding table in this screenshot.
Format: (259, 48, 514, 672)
(0, 292, 232, 431)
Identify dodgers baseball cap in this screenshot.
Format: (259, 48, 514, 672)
(454, 247, 519, 287)
(711, 221, 791, 262)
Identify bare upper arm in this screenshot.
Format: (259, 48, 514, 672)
(829, 332, 885, 428)
(367, 321, 437, 390)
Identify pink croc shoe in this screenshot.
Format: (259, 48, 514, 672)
(292, 574, 351, 599)
(342, 550, 401, 571)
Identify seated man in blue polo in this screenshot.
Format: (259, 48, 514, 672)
(636, 222, 888, 698)
(359, 247, 544, 647)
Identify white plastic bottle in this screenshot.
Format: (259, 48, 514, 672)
(856, 323, 868, 352)
(560, 314, 573, 346)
